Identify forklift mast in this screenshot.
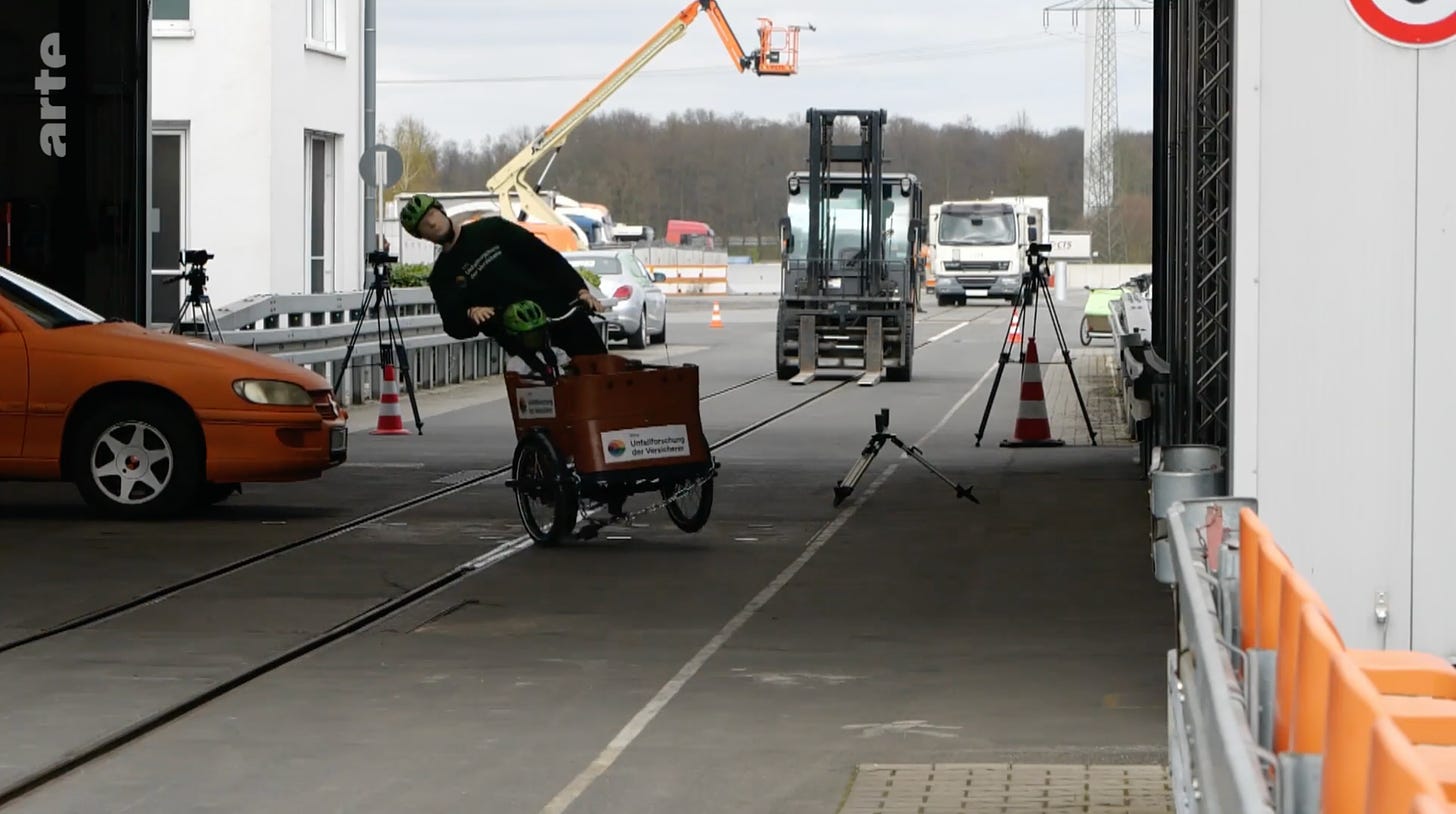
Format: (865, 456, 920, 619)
(806, 109, 886, 288)
(775, 108, 923, 386)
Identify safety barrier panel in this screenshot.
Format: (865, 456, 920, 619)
(1158, 449, 1456, 814)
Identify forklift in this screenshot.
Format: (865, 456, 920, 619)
(775, 109, 924, 385)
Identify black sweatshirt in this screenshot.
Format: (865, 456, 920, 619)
(426, 216, 591, 340)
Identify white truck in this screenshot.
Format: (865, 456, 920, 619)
(927, 195, 1049, 306)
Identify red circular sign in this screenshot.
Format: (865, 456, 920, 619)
(1348, 0, 1456, 47)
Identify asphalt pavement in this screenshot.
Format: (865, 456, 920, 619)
(0, 292, 1171, 813)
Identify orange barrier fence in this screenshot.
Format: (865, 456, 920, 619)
(1164, 496, 1456, 814)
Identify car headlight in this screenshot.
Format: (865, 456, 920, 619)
(233, 379, 313, 406)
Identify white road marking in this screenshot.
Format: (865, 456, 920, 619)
(732, 670, 861, 687)
(908, 361, 998, 450)
(538, 363, 999, 814)
(842, 720, 963, 739)
(925, 321, 970, 343)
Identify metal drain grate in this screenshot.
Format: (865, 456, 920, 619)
(838, 763, 1172, 813)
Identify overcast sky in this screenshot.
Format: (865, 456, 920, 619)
(374, 0, 1155, 146)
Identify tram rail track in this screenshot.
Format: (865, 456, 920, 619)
(0, 307, 1002, 807)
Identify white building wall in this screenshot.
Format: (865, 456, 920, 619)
(268, 0, 363, 297)
(1411, 42, 1456, 654)
(151, 2, 275, 312)
(151, 0, 362, 311)
(1234, 0, 1456, 654)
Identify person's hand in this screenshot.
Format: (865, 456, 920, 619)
(467, 305, 494, 324)
(578, 289, 603, 313)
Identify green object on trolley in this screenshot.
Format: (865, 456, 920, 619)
(1084, 288, 1120, 318)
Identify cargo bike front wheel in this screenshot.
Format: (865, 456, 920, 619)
(511, 430, 578, 546)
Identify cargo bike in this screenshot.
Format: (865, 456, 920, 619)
(503, 302, 718, 545)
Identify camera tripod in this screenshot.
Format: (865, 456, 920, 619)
(334, 251, 423, 434)
(973, 242, 1097, 447)
(168, 250, 223, 342)
(833, 408, 978, 507)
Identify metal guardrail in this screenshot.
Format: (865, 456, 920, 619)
(1162, 492, 1276, 814)
(156, 287, 599, 407)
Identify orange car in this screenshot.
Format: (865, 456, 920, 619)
(0, 266, 348, 518)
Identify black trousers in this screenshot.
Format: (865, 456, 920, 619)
(547, 309, 609, 357)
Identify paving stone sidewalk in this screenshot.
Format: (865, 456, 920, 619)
(1039, 346, 1134, 447)
(839, 763, 1173, 813)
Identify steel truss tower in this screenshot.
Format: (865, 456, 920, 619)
(1154, 0, 1234, 451)
(1045, 0, 1151, 263)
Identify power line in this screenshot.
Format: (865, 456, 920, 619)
(377, 34, 1088, 86)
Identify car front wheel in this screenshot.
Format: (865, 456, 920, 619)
(70, 398, 204, 519)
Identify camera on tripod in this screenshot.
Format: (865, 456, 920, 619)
(1023, 241, 1053, 279)
(366, 249, 398, 282)
(168, 249, 223, 341)
(167, 249, 214, 291)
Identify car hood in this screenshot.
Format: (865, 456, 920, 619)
(37, 322, 331, 388)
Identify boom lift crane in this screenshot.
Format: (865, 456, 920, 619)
(484, 2, 810, 235)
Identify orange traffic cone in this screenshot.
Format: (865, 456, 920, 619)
(371, 363, 411, 436)
(1001, 338, 1064, 448)
(1007, 306, 1022, 344)
(709, 301, 723, 328)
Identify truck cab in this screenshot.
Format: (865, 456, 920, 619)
(557, 205, 617, 247)
(928, 196, 1047, 305)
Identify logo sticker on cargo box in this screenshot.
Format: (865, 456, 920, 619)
(516, 387, 556, 419)
(600, 425, 690, 463)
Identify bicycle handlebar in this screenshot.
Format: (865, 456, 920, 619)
(550, 297, 615, 323)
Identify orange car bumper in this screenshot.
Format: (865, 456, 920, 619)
(197, 409, 348, 483)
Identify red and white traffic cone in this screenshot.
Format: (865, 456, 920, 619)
(371, 363, 410, 436)
(1007, 306, 1022, 345)
(1001, 337, 1064, 448)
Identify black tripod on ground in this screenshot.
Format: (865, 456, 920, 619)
(973, 242, 1097, 447)
(334, 250, 423, 434)
(833, 409, 978, 507)
(168, 250, 223, 341)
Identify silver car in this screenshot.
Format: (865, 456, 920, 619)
(562, 250, 668, 349)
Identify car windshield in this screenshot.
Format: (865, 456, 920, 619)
(565, 255, 623, 278)
(938, 207, 1017, 246)
(0, 266, 107, 328)
(785, 184, 909, 261)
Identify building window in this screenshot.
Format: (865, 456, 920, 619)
(305, 132, 337, 294)
(307, 0, 340, 51)
(150, 128, 188, 324)
(154, 0, 189, 19)
(152, 0, 192, 36)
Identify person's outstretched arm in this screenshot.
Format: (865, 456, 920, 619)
(430, 273, 481, 340)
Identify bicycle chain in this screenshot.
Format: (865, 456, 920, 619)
(577, 463, 720, 530)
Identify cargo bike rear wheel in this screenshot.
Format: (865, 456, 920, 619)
(660, 460, 715, 533)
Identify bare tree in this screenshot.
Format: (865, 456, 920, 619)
(384, 116, 440, 200)
(377, 110, 1155, 260)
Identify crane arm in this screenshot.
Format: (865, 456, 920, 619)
(699, 0, 757, 73)
(484, 1, 788, 232)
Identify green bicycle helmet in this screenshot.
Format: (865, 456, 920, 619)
(502, 300, 550, 348)
(399, 193, 443, 237)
